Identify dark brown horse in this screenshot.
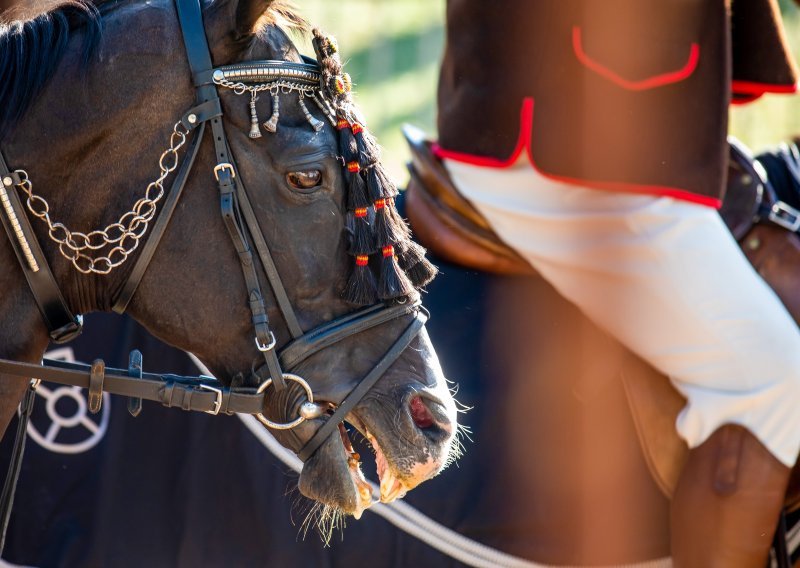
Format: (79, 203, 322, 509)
(0, 0, 459, 522)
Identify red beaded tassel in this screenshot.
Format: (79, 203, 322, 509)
(344, 254, 378, 305)
(346, 206, 374, 256)
(379, 244, 414, 300)
(339, 117, 378, 304)
(352, 122, 380, 168)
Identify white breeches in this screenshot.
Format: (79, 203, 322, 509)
(444, 156, 800, 467)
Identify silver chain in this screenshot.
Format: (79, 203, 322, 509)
(213, 77, 318, 98)
(11, 121, 189, 275)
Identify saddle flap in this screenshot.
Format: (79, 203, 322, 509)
(402, 124, 534, 276)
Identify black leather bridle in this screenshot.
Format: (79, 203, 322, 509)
(0, 0, 429, 532)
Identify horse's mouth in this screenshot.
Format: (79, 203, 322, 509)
(337, 419, 373, 519)
(343, 413, 410, 508)
(298, 392, 453, 519)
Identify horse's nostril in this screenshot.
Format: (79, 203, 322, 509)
(409, 396, 435, 429)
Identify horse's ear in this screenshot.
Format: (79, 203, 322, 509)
(202, 0, 275, 61)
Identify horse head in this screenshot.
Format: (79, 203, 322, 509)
(0, 0, 459, 520)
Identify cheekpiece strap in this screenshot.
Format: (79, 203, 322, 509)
(0, 151, 83, 343)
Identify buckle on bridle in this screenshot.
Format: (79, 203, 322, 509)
(255, 332, 277, 352)
(213, 163, 235, 181)
(49, 315, 84, 344)
(199, 382, 223, 415)
(768, 201, 800, 232)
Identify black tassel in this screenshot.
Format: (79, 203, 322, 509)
(397, 241, 438, 288)
(346, 166, 370, 210)
(352, 122, 379, 166)
(373, 200, 406, 248)
(378, 245, 415, 300)
(397, 240, 426, 268)
(406, 257, 438, 288)
(346, 209, 375, 255)
(338, 119, 359, 166)
(366, 164, 397, 203)
(344, 255, 378, 305)
(384, 199, 412, 241)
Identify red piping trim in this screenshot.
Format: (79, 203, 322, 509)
(731, 80, 798, 95)
(572, 26, 700, 91)
(731, 93, 764, 105)
(433, 97, 722, 209)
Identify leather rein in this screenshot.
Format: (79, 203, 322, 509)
(0, 0, 426, 465)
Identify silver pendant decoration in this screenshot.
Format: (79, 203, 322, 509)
(249, 92, 262, 139)
(263, 93, 280, 133)
(299, 96, 324, 132)
(211, 62, 329, 137)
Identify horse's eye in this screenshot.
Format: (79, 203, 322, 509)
(286, 170, 322, 191)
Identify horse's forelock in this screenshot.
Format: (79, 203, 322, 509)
(257, 0, 307, 34)
(0, 0, 101, 137)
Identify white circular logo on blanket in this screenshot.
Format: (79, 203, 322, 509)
(26, 347, 110, 454)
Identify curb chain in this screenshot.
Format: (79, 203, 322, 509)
(12, 121, 189, 275)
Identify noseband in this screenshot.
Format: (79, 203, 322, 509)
(0, 0, 427, 464)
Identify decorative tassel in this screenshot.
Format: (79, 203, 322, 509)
(346, 208, 375, 255)
(337, 118, 359, 165)
(344, 254, 378, 305)
(248, 92, 262, 139)
(378, 245, 414, 300)
(365, 164, 396, 202)
(406, 257, 438, 288)
(373, 199, 392, 248)
(398, 241, 438, 288)
(299, 96, 325, 132)
(346, 161, 370, 210)
(374, 198, 410, 247)
(397, 240, 426, 267)
(352, 122, 380, 166)
(263, 93, 280, 133)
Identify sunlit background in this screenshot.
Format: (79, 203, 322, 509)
(298, 0, 800, 184)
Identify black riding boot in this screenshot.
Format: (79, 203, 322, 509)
(671, 424, 791, 567)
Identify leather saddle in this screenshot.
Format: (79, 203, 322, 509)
(403, 124, 800, 510)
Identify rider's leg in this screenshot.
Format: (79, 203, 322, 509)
(444, 156, 800, 564)
(671, 424, 790, 567)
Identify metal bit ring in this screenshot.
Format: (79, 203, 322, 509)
(255, 373, 315, 430)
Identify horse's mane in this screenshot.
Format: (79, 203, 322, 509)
(0, 1, 102, 136)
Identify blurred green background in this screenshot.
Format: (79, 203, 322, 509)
(298, 0, 800, 183)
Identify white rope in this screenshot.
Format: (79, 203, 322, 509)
(187, 353, 674, 568)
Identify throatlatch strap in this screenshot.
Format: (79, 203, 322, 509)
(0, 152, 82, 343)
(111, 119, 208, 314)
(298, 310, 428, 462)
